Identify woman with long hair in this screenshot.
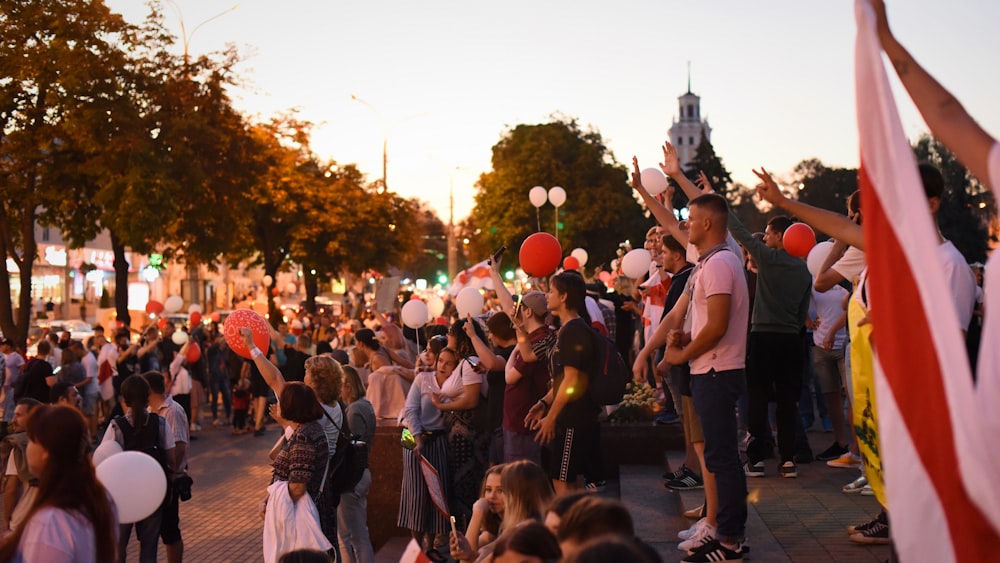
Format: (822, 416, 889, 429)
(524, 271, 603, 494)
(431, 319, 490, 526)
(498, 460, 554, 533)
(337, 366, 376, 563)
(449, 464, 506, 561)
(0, 404, 118, 562)
(398, 347, 458, 561)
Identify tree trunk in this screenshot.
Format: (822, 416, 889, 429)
(303, 269, 318, 315)
(265, 267, 280, 328)
(110, 230, 131, 329)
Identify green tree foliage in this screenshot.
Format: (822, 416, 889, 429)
(402, 202, 449, 282)
(792, 159, 859, 214)
(679, 132, 736, 209)
(0, 0, 136, 344)
(913, 134, 989, 263)
(469, 118, 648, 271)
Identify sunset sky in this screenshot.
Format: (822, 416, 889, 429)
(107, 0, 1000, 222)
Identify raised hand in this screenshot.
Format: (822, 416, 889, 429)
(752, 167, 788, 206)
(660, 141, 682, 178)
(696, 171, 715, 195)
(630, 156, 647, 194)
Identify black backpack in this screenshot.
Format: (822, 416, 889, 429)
(320, 401, 367, 496)
(587, 328, 630, 405)
(114, 413, 169, 475)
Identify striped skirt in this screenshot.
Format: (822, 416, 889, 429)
(397, 431, 451, 535)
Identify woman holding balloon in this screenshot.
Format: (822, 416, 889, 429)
(0, 405, 118, 562)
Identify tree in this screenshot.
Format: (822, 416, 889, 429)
(401, 202, 449, 282)
(913, 134, 990, 263)
(0, 0, 136, 345)
(792, 159, 859, 215)
(469, 118, 648, 272)
(679, 131, 736, 209)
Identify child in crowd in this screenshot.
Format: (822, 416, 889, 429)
(231, 371, 251, 435)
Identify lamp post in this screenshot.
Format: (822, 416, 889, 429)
(350, 95, 428, 193)
(165, 0, 239, 65)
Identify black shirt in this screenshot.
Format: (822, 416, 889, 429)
(485, 344, 515, 433)
(550, 318, 600, 427)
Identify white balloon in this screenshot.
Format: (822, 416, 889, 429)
(548, 186, 567, 207)
(571, 248, 589, 267)
(171, 330, 189, 346)
(455, 287, 484, 318)
(188, 304, 202, 314)
(806, 241, 835, 278)
(262, 275, 273, 287)
(640, 168, 669, 195)
(529, 186, 548, 208)
(426, 295, 445, 318)
(96, 451, 167, 524)
(164, 295, 184, 314)
(401, 300, 429, 329)
(92, 440, 122, 467)
(621, 249, 652, 279)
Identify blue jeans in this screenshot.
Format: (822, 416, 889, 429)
(119, 508, 162, 563)
(209, 370, 232, 421)
(338, 469, 375, 563)
(692, 368, 748, 541)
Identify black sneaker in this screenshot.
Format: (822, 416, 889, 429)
(847, 512, 885, 535)
(743, 461, 765, 477)
(666, 466, 704, 490)
(664, 465, 687, 480)
(849, 518, 890, 544)
(815, 442, 849, 461)
(682, 538, 744, 562)
(778, 461, 798, 478)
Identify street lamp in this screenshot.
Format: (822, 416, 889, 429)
(528, 186, 567, 242)
(350, 95, 427, 193)
(165, 0, 239, 65)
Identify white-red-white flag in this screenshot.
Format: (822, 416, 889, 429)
(854, 1, 1000, 560)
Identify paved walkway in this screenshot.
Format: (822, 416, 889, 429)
(124, 421, 277, 562)
(121, 420, 890, 562)
(625, 430, 890, 563)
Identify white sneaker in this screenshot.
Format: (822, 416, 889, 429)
(678, 517, 707, 540)
(678, 521, 716, 552)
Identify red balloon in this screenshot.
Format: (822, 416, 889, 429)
(189, 311, 202, 326)
(409, 294, 421, 301)
(224, 309, 271, 359)
(210, 311, 221, 323)
(783, 223, 817, 258)
(145, 300, 164, 315)
(271, 287, 280, 296)
(186, 341, 202, 364)
(598, 271, 612, 283)
(563, 256, 580, 271)
(519, 233, 562, 278)
(156, 317, 167, 329)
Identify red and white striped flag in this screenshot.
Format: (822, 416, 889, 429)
(854, 1, 1000, 560)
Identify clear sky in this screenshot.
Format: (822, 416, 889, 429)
(106, 0, 1000, 223)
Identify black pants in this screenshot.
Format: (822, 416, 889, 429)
(746, 332, 805, 463)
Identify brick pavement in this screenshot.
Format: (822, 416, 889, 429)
(124, 422, 277, 563)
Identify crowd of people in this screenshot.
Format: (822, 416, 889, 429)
(0, 1, 994, 561)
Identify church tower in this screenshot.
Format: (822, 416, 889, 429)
(668, 65, 712, 168)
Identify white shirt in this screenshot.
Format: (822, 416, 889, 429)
(81, 352, 99, 395)
(939, 240, 976, 331)
(14, 507, 105, 563)
(811, 286, 849, 349)
(155, 396, 190, 472)
(831, 246, 866, 283)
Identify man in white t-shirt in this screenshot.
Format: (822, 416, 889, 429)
(660, 194, 750, 563)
